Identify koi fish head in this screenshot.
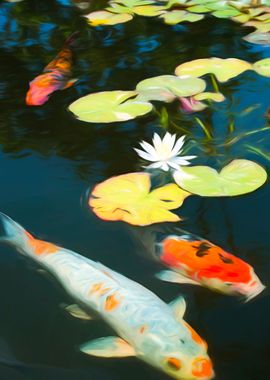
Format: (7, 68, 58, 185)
(26, 72, 65, 106)
(158, 236, 265, 300)
(139, 320, 214, 380)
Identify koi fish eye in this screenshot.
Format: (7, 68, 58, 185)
(225, 282, 233, 286)
(166, 357, 182, 370)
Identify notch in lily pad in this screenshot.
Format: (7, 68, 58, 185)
(175, 58, 252, 82)
(69, 91, 153, 123)
(173, 159, 267, 197)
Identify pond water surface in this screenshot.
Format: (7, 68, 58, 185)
(1, 1, 270, 380)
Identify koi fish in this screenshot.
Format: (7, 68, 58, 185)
(26, 32, 79, 106)
(154, 231, 265, 301)
(0, 213, 214, 380)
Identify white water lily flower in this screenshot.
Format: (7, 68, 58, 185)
(134, 132, 196, 171)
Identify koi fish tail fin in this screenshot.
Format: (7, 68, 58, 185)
(0, 212, 29, 251)
(64, 31, 80, 49)
(128, 226, 159, 261)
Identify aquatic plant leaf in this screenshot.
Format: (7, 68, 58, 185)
(133, 5, 167, 15)
(160, 10, 204, 24)
(232, 13, 251, 23)
(136, 75, 206, 101)
(173, 159, 267, 197)
(89, 173, 190, 225)
(244, 21, 270, 33)
(84, 10, 133, 26)
(69, 91, 153, 123)
(186, 5, 211, 13)
(212, 9, 241, 18)
(175, 58, 252, 82)
(253, 58, 270, 76)
(193, 92, 225, 102)
(243, 32, 270, 45)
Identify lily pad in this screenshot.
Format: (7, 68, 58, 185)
(193, 92, 225, 102)
(136, 75, 206, 101)
(84, 10, 133, 26)
(175, 58, 252, 82)
(133, 5, 167, 16)
(243, 32, 270, 45)
(89, 172, 190, 225)
(160, 10, 204, 24)
(69, 91, 153, 123)
(253, 58, 270, 76)
(173, 159, 267, 197)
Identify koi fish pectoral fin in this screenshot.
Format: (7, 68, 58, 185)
(169, 296, 186, 321)
(62, 78, 78, 90)
(63, 304, 95, 320)
(80, 337, 136, 358)
(156, 270, 199, 285)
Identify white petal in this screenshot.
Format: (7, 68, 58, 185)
(163, 132, 176, 151)
(161, 162, 169, 171)
(134, 148, 157, 162)
(170, 135, 186, 156)
(174, 159, 192, 166)
(168, 161, 181, 170)
(153, 133, 162, 150)
(144, 162, 163, 169)
(181, 155, 197, 160)
(139, 141, 158, 158)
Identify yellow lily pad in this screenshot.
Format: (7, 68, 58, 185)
(133, 5, 167, 16)
(160, 10, 204, 25)
(253, 58, 270, 77)
(84, 10, 133, 26)
(175, 58, 252, 82)
(89, 173, 190, 226)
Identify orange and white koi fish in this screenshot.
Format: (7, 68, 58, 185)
(154, 230, 265, 301)
(0, 213, 214, 380)
(26, 32, 78, 106)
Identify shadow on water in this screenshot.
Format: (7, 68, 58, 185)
(1, 0, 270, 380)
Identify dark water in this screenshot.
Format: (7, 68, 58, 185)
(1, 0, 270, 379)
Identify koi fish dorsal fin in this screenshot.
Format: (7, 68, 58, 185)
(169, 296, 186, 321)
(80, 337, 136, 358)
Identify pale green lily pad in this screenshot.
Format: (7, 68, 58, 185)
(136, 75, 206, 101)
(187, 5, 211, 13)
(232, 13, 251, 23)
(253, 58, 270, 77)
(175, 58, 252, 82)
(193, 92, 225, 102)
(243, 32, 270, 45)
(133, 5, 167, 15)
(69, 91, 153, 123)
(173, 159, 267, 197)
(244, 21, 270, 33)
(212, 9, 241, 18)
(85, 10, 133, 26)
(160, 10, 204, 24)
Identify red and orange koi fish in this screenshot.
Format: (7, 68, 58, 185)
(155, 232, 265, 301)
(26, 32, 79, 106)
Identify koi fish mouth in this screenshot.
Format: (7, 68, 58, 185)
(191, 357, 214, 379)
(244, 281, 266, 302)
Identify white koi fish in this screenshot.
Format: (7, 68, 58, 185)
(0, 213, 214, 380)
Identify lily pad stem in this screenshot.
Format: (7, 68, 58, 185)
(210, 74, 220, 93)
(195, 117, 212, 140)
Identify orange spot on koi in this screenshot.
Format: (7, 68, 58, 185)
(184, 322, 208, 349)
(167, 357, 182, 370)
(26, 232, 58, 256)
(104, 294, 120, 312)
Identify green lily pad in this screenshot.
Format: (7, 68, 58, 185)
(175, 58, 252, 82)
(85, 10, 133, 25)
(173, 159, 267, 197)
(160, 10, 204, 24)
(133, 5, 167, 16)
(244, 32, 270, 45)
(69, 91, 153, 123)
(253, 58, 270, 76)
(136, 75, 206, 101)
(193, 92, 225, 102)
(212, 9, 241, 18)
(187, 5, 212, 13)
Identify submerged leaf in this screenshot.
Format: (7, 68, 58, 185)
(69, 91, 153, 123)
(243, 32, 270, 45)
(173, 159, 267, 197)
(175, 58, 252, 82)
(89, 173, 190, 225)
